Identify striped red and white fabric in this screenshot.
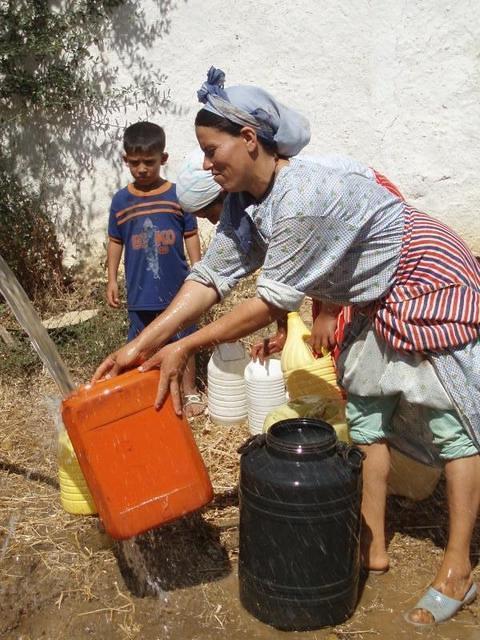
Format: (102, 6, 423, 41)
(372, 170, 404, 201)
(374, 206, 480, 352)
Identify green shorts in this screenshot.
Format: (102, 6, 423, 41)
(347, 394, 477, 460)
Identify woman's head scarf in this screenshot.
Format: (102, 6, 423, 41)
(176, 148, 223, 213)
(197, 67, 310, 157)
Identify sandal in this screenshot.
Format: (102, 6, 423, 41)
(404, 583, 477, 626)
(183, 393, 206, 418)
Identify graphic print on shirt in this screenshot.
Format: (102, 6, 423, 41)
(131, 218, 178, 280)
(145, 218, 161, 279)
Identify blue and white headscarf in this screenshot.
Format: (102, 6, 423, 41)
(197, 67, 310, 157)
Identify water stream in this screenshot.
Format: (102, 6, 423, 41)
(0, 252, 75, 396)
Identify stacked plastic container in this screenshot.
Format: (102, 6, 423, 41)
(58, 426, 97, 515)
(244, 358, 287, 435)
(207, 342, 250, 425)
(257, 311, 349, 443)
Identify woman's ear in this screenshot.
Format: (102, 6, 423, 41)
(240, 126, 259, 152)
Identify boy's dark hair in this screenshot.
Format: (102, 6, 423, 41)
(123, 121, 166, 155)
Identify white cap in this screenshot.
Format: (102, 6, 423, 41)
(176, 148, 223, 213)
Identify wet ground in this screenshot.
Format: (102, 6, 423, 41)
(0, 377, 479, 640)
(2, 524, 479, 640)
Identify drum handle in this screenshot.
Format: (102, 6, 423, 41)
(237, 433, 266, 456)
(336, 441, 365, 470)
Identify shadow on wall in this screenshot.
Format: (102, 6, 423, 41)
(4, 0, 188, 259)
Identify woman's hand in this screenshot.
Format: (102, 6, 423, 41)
(308, 303, 341, 355)
(92, 340, 144, 382)
(250, 328, 287, 364)
(93, 281, 218, 384)
(140, 340, 191, 415)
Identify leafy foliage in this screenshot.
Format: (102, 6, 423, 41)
(0, 0, 125, 116)
(0, 0, 126, 300)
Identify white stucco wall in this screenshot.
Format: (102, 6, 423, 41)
(61, 0, 480, 259)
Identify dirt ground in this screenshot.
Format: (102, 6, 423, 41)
(1, 374, 479, 640)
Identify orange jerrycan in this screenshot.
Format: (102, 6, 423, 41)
(61, 369, 213, 539)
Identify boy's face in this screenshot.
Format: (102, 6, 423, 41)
(123, 151, 168, 188)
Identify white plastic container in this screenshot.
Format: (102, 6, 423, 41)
(207, 342, 250, 425)
(244, 358, 288, 435)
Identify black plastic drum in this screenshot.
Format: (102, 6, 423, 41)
(238, 418, 363, 631)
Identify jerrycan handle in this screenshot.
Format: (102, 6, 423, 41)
(336, 440, 365, 471)
(237, 433, 267, 456)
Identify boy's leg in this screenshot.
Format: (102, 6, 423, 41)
(170, 324, 205, 418)
(127, 310, 157, 342)
(182, 354, 205, 417)
(347, 394, 399, 572)
(407, 410, 480, 623)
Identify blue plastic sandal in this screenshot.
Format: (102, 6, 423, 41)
(405, 583, 477, 626)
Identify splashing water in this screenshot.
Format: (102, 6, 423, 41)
(0, 253, 75, 396)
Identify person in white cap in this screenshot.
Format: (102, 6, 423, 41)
(176, 147, 226, 224)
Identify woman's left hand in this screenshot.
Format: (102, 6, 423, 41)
(139, 341, 191, 415)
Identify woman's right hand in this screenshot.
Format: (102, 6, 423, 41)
(91, 340, 144, 382)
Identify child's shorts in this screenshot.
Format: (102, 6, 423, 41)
(127, 310, 197, 343)
(347, 393, 477, 460)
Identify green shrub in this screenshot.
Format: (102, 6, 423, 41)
(0, 168, 65, 302)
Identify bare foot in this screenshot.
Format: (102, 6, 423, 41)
(360, 525, 389, 573)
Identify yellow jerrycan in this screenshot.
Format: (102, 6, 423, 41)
(58, 426, 97, 515)
(263, 395, 350, 443)
(280, 312, 342, 401)
(273, 312, 348, 442)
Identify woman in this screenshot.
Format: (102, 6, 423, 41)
(177, 147, 404, 362)
(94, 67, 480, 626)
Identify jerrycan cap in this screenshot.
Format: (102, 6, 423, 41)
(266, 418, 337, 458)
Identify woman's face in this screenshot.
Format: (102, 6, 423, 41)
(195, 126, 253, 193)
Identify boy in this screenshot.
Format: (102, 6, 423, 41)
(106, 122, 204, 417)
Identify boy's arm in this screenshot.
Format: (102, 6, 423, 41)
(184, 232, 202, 265)
(106, 238, 123, 308)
